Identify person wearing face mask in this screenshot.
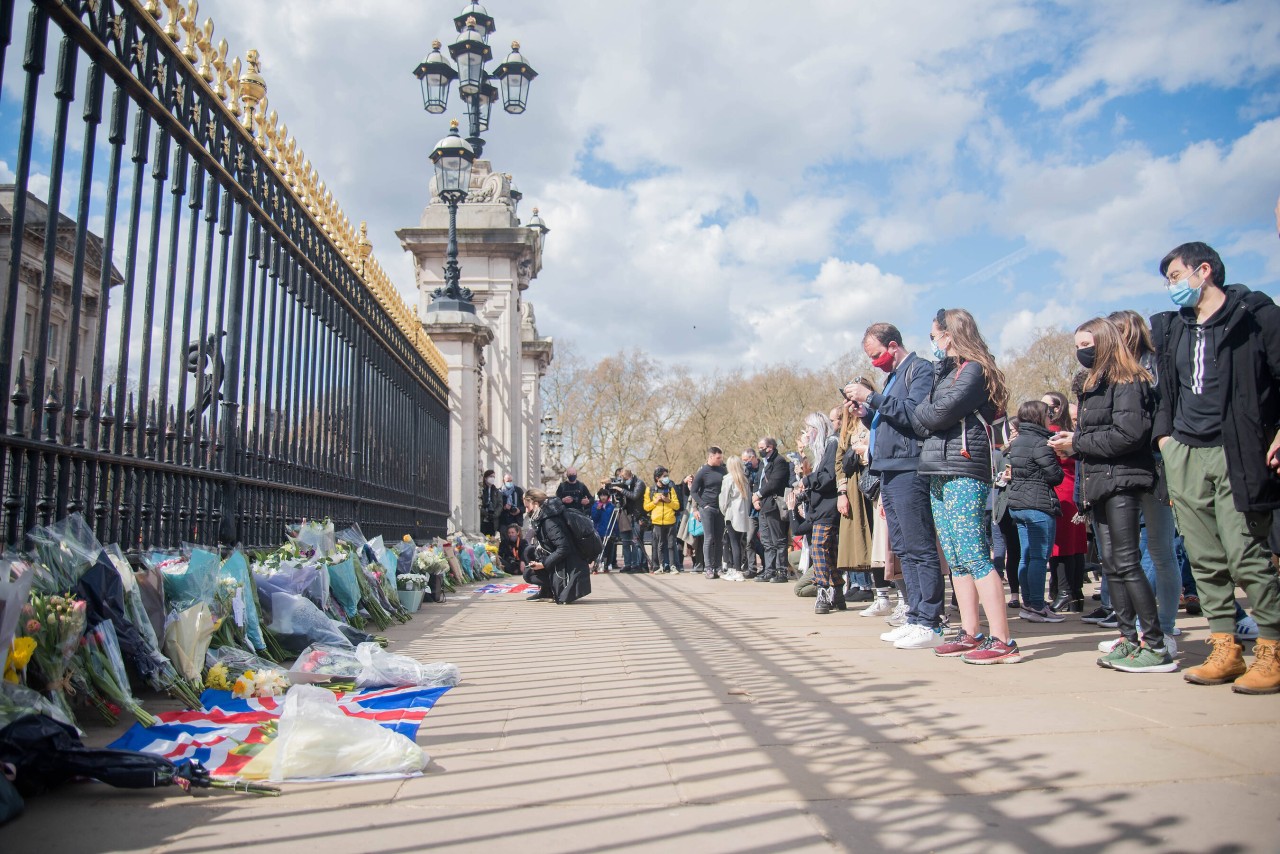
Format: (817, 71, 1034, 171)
(907, 309, 1014, 659)
(479, 469, 502, 536)
(556, 467, 593, 516)
(498, 473, 525, 531)
(752, 438, 792, 582)
(844, 323, 944, 642)
(644, 467, 681, 573)
(1050, 318, 1171, 673)
(1151, 242, 1280, 693)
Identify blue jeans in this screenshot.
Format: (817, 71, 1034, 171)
(1010, 508, 1056, 610)
(1138, 493, 1180, 634)
(879, 470, 944, 628)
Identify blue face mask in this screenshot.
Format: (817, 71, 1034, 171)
(930, 340, 947, 360)
(1168, 269, 1203, 308)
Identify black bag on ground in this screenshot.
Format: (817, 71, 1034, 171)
(560, 510, 604, 562)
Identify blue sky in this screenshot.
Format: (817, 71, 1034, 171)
(3, 0, 1278, 372)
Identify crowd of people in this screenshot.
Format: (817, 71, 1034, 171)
(498, 239, 1280, 693)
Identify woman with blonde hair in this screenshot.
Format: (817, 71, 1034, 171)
(719, 455, 752, 581)
(834, 390, 879, 609)
(1048, 317, 1172, 672)
(909, 308, 1018, 661)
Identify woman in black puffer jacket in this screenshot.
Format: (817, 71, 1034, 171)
(1004, 401, 1064, 620)
(1049, 318, 1171, 673)
(908, 308, 1017, 663)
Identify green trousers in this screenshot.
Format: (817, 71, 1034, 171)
(1163, 439, 1280, 640)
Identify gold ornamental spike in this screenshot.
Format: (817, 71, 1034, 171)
(213, 38, 229, 97)
(196, 19, 215, 81)
(145, 0, 161, 19)
(181, 1, 199, 61)
(162, 0, 180, 38)
(226, 56, 242, 117)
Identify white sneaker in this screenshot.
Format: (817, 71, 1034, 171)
(885, 602, 910, 626)
(1235, 615, 1259, 641)
(880, 624, 914, 643)
(894, 625, 945, 649)
(860, 594, 895, 617)
(1098, 637, 1125, 653)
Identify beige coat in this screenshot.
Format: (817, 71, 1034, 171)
(835, 422, 875, 571)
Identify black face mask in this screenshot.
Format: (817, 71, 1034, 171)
(1076, 346, 1096, 369)
(567, 475, 577, 482)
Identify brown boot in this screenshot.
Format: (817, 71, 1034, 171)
(1233, 637, 1280, 695)
(1183, 632, 1247, 685)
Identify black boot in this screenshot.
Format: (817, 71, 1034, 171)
(1051, 592, 1072, 612)
(755, 570, 774, 583)
(832, 585, 847, 611)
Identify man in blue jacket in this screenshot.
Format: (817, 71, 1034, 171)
(846, 322, 945, 639)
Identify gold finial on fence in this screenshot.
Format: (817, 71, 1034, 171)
(162, 0, 182, 40)
(181, 1, 200, 61)
(213, 38, 229, 97)
(196, 19, 214, 81)
(145, 0, 162, 21)
(225, 55, 242, 118)
(239, 49, 266, 129)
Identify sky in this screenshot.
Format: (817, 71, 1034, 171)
(3, 0, 1279, 373)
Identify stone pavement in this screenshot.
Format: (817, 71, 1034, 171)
(5, 571, 1279, 853)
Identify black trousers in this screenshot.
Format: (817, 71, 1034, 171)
(700, 505, 725, 569)
(1093, 491, 1164, 648)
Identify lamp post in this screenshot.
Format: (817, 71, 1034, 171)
(413, 3, 537, 313)
(427, 121, 478, 312)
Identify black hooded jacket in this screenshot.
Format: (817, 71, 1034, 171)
(1075, 377, 1156, 504)
(1004, 422, 1064, 516)
(1151, 284, 1280, 512)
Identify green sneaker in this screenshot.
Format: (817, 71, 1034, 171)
(1096, 639, 1140, 669)
(1112, 644, 1178, 674)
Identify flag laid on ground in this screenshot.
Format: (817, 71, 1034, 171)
(474, 583, 540, 595)
(107, 684, 450, 780)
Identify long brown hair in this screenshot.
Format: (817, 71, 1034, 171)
(937, 308, 1008, 412)
(1107, 309, 1155, 360)
(1042, 390, 1073, 431)
(838, 377, 875, 447)
(1076, 317, 1152, 390)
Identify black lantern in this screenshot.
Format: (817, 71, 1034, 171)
(493, 41, 537, 115)
(449, 16, 493, 97)
(413, 40, 458, 114)
(427, 121, 478, 313)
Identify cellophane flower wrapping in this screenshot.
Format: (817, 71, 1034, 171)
(0, 680, 75, 729)
(295, 519, 338, 561)
(354, 643, 460, 689)
(205, 645, 280, 677)
(161, 547, 219, 611)
(81, 620, 155, 726)
(396, 573, 430, 592)
(325, 556, 361, 623)
(288, 643, 362, 680)
(266, 684, 427, 782)
(0, 554, 36, 655)
(26, 512, 101, 594)
(219, 550, 266, 652)
(163, 601, 216, 683)
(253, 558, 328, 617)
(268, 592, 352, 649)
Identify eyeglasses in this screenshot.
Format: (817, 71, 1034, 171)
(1166, 263, 1205, 287)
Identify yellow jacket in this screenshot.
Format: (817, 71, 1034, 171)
(643, 484, 680, 526)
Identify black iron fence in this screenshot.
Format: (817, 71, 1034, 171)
(0, 0, 450, 551)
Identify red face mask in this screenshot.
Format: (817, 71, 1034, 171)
(871, 350, 895, 372)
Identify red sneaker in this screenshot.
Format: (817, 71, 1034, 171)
(934, 630, 983, 658)
(962, 636, 1022, 665)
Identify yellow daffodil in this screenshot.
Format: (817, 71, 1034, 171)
(4, 637, 37, 683)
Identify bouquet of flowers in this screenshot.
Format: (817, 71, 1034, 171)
(19, 592, 87, 723)
(26, 513, 101, 594)
(230, 667, 290, 699)
(163, 601, 216, 702)
(80, 620, 157, 727)
(396, 573, 430, 592)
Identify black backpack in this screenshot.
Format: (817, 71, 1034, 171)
(559, 510, 603, 562)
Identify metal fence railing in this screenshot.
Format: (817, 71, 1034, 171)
(0, 0, 451, 551)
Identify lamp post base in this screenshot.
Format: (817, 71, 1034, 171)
(426, 296, 477, 314)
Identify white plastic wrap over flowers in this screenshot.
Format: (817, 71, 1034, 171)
(354, 642, 461, 689)
(267, 685, 427, 781)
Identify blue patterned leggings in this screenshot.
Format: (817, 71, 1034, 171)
(929, 476, 995, 581)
